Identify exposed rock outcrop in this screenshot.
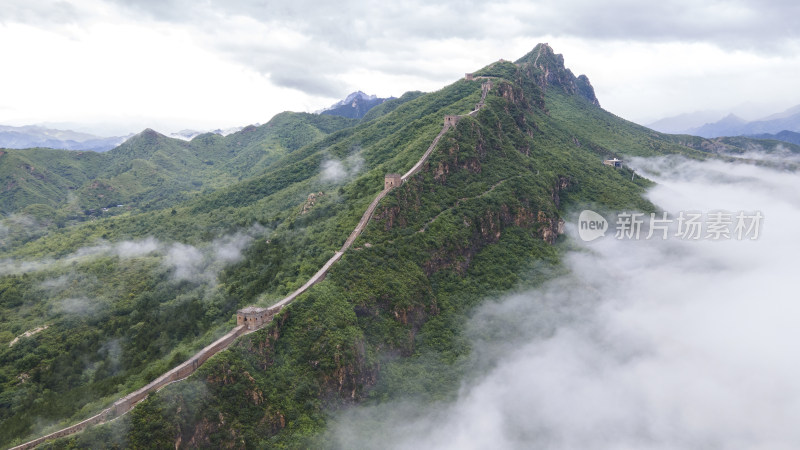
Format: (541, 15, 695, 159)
(301, 191, 325, 214)
(516, 43, 600, 106)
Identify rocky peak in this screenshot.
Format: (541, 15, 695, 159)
(516, 43, 599, 106)
(319, 91, 392, 119)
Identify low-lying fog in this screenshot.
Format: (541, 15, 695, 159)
(328, 156, 800, 449)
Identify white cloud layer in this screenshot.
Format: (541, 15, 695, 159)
(328, 157, 800, 449)
(165, 227, 263, 282)
(0, 225, 267, 280)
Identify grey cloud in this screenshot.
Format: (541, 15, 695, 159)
(164, 242, 205, 281)
(515, 0, 800, 52)
(58, 296, 102, 315)
(98, 338, 123, 373)
(105, 0, 196, 22)
(110, 0, 487, 45)
(40, 274, 71, 291)
(98, 0, 493, 96)
(163, 224, 267, 283)
(0, 226, 266, 279)
(213, 226, 263, 264)
(270, 72, 347, 98)
(7, 0, 800, 101)
(327, 156, 800, 449)
(93, 0, 800, 99)
(0, 214, 48, 251)
(0, 0, 81, 25)
(106, 0, 800, 50)
(209, 33, 350, 96)
(320, 152, 364, 183)
(320, 159, 347, 183)
(115, 237, 160, 258)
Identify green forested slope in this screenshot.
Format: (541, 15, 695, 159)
(0, 113, 356, 219)
(0, 71, 488, 448)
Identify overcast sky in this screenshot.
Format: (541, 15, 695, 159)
(1, 0, 799, 135)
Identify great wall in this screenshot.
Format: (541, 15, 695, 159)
(9, 76, 494, 450)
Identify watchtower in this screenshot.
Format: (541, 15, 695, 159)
(384, 173, 402, 190)
(237, 306, 270, 330)
(444, 115, 460, 127)
(465, 73, 474, 81)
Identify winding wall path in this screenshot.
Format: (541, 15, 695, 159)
(9, 78, 493, 450)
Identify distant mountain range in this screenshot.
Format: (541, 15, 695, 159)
(747, 130, 800, 146)
(0, 125, 130, 151)
(648, 104, 800, 144)
(319, 91, 393, 119)
(0, 124, 255, 151)
(647, 111, 726, 135)
(170, 126, 246, 141)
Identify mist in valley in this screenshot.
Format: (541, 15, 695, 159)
(327, 156, 800, 449)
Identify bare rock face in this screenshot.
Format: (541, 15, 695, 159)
(516, 43, 600, 106)
(576, 74, 600, 106)
(301, 191, 325, 214)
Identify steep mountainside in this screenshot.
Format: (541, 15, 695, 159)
(0, 44, 785, 449)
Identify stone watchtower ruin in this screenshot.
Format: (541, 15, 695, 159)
(384, 173, 402, 190)
(237, 306, 270, 330)
(444, 115, 460, 127)
(465, 73, 474, 81)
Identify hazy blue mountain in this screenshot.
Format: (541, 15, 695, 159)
(319, 91, 393, 119)
(689, 113, 749, 137)
(759, 104, 800, 121)
(687, 104, 800, 138)
(647, 111, 725, 134)
(747, 130, 800, 146)
(0, 125, 129, 151)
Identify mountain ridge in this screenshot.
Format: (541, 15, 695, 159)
(1, 44, 793, 449)
(0, 124, 130, 152)
(650, 103, 800, 140)
(0, 113, 357, 229)
(515, 43, 600, 106)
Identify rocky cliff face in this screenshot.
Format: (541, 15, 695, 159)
(516, 43, 600, 106)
